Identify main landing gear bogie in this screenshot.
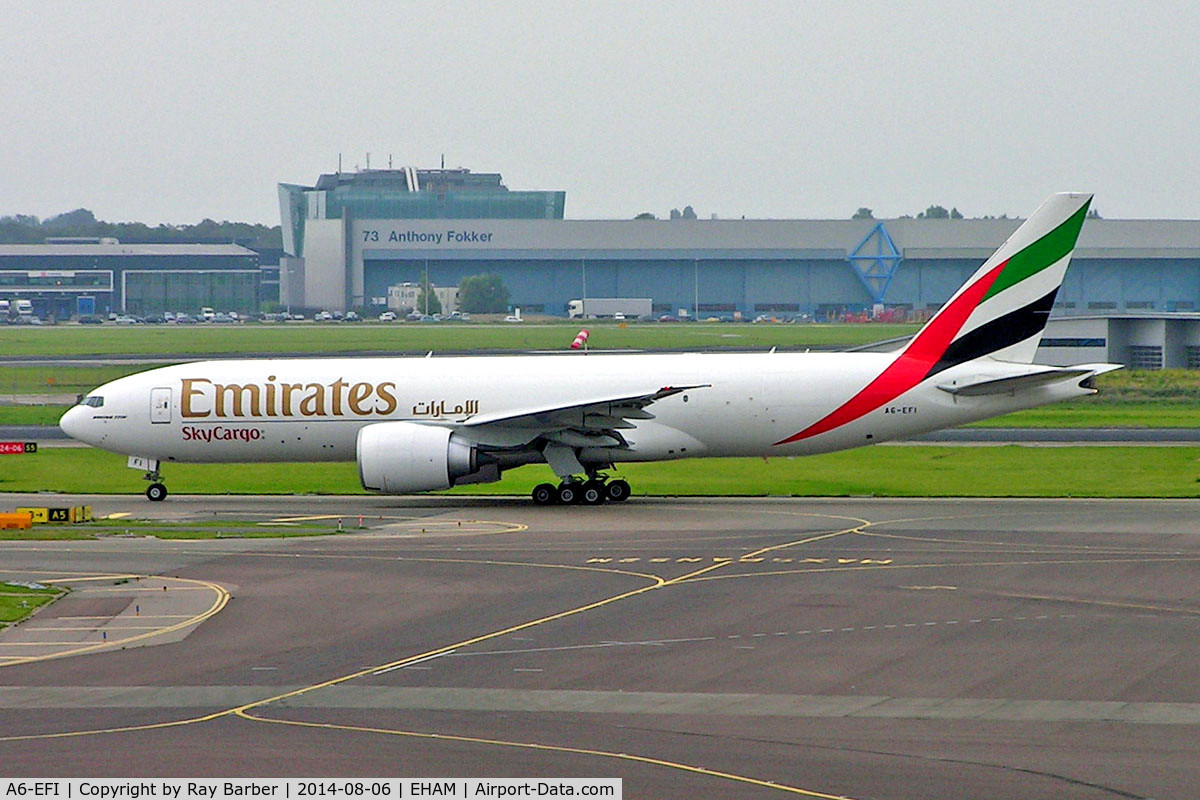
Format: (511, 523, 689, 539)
(531, 476, 631, 506)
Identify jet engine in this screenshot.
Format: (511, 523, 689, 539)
(357, 421, 489, 493)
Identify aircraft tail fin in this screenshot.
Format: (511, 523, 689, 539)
(774, 193, 1093, 445)
(903, 192, 1092, 376)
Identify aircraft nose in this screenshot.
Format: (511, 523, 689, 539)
(59, 405, 90, 442)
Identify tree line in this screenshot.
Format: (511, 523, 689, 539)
(853, 205, 1101, 220)
(0, 208, 283, 249)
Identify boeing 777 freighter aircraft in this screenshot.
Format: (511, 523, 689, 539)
(61, 193, 1118, 504)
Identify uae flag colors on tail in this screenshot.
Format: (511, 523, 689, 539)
(776, 192, 1093, 445)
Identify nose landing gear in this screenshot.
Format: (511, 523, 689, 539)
(140, 462, 168, 502)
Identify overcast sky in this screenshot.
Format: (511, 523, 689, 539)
(3, 1, 1198, 225)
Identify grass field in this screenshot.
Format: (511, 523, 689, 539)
(0, 519, 342, 542)
(966, 402, 1199, 428)
(1, 321, 921, 358)
(0, 406, 65, 425)
(0, 581, 64, 626)
(3, 445, 1198, 498)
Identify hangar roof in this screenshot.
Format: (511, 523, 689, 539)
(347, 216, 1200, 261)
(0, 243, 258, 257)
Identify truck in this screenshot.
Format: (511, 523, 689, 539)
(567, 297, 652, 319)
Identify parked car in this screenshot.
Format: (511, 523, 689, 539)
(378, 311, 396, 322)
(344, 311, 361, 322)
(77, 315, 103, 325)
(174, 314, 197, 324)
(212, 312, 234, 323)
(114, 315, 139, 325)
(315, 311, 333, 322)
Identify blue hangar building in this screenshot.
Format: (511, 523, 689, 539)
(279, 167, 1200, 318)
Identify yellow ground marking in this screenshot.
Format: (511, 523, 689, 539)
(237, 710, 856, 800)
(589, 556, 892, 565)
(269, 514, 346, 522)
(17, 626, 175, 631)
(0, 565, 667, 743)
(70, 587, 214, 593)
(901, 585, 958, 591)
(52, 615, 193, 620)
(0, 514, 869, 797)
(0, 574, 229, 668)
(663, 517, 872, 586)
(984, 590, 1200, 617)
(104, 513, 132, 520)
(854, 513, 1187, 555)
(679, 555, 1200, 584)
(266, 514, 528, 537)
(0, 554, 671, 742)
(222, 518, 867, 716)
(0, 642, 107, 647)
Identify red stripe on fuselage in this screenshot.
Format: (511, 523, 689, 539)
(773, 260, 1007, 445)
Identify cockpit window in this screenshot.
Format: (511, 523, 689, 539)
(79, 396, 104, 408)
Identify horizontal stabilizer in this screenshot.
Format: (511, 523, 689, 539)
(937, 364, 1121, 397)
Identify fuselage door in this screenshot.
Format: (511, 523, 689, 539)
(150, 387, 172, 424)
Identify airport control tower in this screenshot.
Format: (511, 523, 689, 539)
(278, 164, 565, 258)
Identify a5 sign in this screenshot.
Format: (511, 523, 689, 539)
(0, 442, 37, 455)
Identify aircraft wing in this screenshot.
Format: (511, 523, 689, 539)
(457, 384, 708, 449)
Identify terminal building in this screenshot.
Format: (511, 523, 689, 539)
(279, 167, 1200, 324)
(0, 239, 262, 318)
(1039, 314, 1200, 370)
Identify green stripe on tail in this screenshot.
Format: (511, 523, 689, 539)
(982, 197, 1091, 301)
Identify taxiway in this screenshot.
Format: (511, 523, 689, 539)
(1, 495, 1198, 799)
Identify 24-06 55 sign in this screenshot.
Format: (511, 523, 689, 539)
(0, 442, 37, 455)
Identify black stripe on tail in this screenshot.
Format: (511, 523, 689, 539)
(924, 288, 1058, 380)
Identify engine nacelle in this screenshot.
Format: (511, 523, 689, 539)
(357, 421, 480, 493)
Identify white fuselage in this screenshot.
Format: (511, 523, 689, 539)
(60, 351, 1092, 467)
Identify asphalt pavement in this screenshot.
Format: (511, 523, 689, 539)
(1, 495, 1198, 798)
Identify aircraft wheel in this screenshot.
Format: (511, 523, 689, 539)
(605, 479, 631, 502)
(580, 480, 607, 505)
(146, 483, 168, 502)
(531, 483, 558, 505)
(556, 482, 581, 504)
